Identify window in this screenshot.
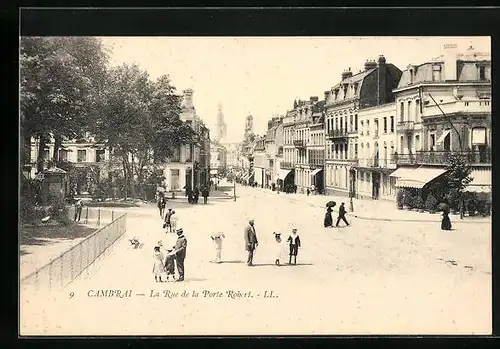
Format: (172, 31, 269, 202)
(374, 119, 379, 138)
(400, 136, 404, 153)
(416, 100, 421, 121)
(77, 149, 87, 162)
(350, 114, 353, 132)
(366, 120, 370, 135)
(170, 169, 180, 190)
(383, 117, 387, 133)
(355, 114, 358, 131)
(400, 102, 404, 121)
(408, 101, 412, 122)
(43, 149, 50, 160)
(430, 133, 436, 151)
(479, 66, 486, 81)
(96, 149, 105, 162)
(59, 149, 68, 162)
(335, 118, 338, 131)
(390, 116, 394, 133)
(354, 143, 358, 159)
(340, 117, 343, 132)
(415, 135, 420, 151)
(360, 121, 364, 135)
(335, 144, 339, 159)
(465, 101, 469, 107)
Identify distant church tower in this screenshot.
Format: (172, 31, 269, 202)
(214, 103, 227, 142)
(244, 114, 254, 139)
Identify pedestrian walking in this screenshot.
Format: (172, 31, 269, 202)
(164, 247, 176, 281)
(244, 219, 258, 266)
(193, 187, 200, 204)
(187, 188, 193, 204)
(157, 196, 166, 218)
(171, 228, 187, 281)
(335, 202, 350, 227)
(164, 208, 173, 232)
(287, 228, 301, 265)
(170, 212, 178, 232)
(202, 186, 209, 204)
(324, 207, 333, 227)
(211, 232, 225, 263)
(74, 199, 83, 222)
(273, 232, 288, 266)
(152, 246, 165, 283)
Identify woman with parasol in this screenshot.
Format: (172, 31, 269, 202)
(438, 202, 452, 230)
(324, 201, 336, 227)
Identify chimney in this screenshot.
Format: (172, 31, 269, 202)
(443, 44, 458, 81)
(364, 59, 377, 71)
(310, 96, 319, 102)
(377, 55, 387, 105)
(341, 69, 353, 80)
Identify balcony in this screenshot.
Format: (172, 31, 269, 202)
(293, 140, 306, 149)
(357, 158, 396, 169)
(393, 150, 492, 166)
(326, 129, 349, 140)
(308, 160, 324, 169)
(396, 121, 415, 133)
(280, 162, 294, 170)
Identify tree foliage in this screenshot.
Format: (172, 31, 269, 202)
(445, 152, 473, 192)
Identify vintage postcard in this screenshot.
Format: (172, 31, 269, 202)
(19, 35, 492, 335)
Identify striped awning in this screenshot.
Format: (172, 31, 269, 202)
(466, 169, 491, 193)
(396, 167, 447, 189)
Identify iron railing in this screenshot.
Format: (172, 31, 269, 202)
(326, 129, 349, 139)
(280, 162, 294, 170)
(393, 150, 492, 165)
(67, 206, 117, 227)
(293, 140, 306, 148)
(396, 121, 415, 132)
(20, 213, 127, 292)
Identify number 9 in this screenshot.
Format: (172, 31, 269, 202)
(69, 292, 74, 299)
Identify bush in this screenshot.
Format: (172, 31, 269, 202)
(413, 196, 425, 210)
(425, 194, 438, 212)
(47, 194, 71, 226)
(402, 189, 413, 207)
(396, 189, 406, 209)
(446, 189, 461, 212)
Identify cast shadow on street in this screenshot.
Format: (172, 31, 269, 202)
(181, 277, 208, 282)
(218, 260, 245, 264)
(250, 263, 314, 267)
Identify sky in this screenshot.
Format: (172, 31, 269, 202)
(100, 36, 490, 143)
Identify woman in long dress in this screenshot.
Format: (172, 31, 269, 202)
(273, 232, 287, 266)
(441, 211, 452, 230)
(324, 207, 333, 227)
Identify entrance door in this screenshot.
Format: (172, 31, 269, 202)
(372, 172, 380, 200)
(349, 169, 356, 197)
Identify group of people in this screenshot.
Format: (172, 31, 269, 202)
(244, 219, 302, 266)
(324, 202, 350, 228)
(185, 186, 210, 204)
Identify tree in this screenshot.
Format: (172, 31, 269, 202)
(20, 37, 109, 172)
(445, 152, 473, 219)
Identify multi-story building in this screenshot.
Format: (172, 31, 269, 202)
(161, 89, 211, 193)
(390, 44, 491, 198)
(264, 116, 284, 189)
(221, 142, 241, 169)
(356, 102, 398, 201)
(307, 101, 326, 193)
(280, 105, 297, 189)
(253, 135, 267, 187)
(324, 56, 402, 197)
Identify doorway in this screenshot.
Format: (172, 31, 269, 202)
(372, 172, 380, 200)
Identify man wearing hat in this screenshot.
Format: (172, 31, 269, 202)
(170, 228, 188, 281)
(244, 219, 258, 266)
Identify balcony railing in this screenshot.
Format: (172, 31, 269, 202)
(326, 129, 349, 140)
(396, 121, 415, 133)
(308, 160, 324, 169)
(393, 150, 492, 165)
(280, 162, 294, 170)
(356, 158, 396, 168)
(293, 140, 306, 148)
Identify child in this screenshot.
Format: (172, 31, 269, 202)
(211, 232, 225, 263)
(273, 232, 288, 266)
(152, 246, 165, 282)
(287, 228, 301, 265)
(163, 208, 173, 232)
(164, 247, 176, 281)
(170, 211, 178, 232)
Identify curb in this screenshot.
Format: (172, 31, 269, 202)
(245, 187, 491, 224)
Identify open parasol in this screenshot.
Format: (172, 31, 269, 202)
(157, 187, 166, 193)
(326, 201, 336, 208)
(437, 202, 450, 212)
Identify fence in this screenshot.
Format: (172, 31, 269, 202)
(20, 213, 127, 293)
(67, 206, 116, 227)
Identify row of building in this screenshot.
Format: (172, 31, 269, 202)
(26, 89, 213, 195)
(244, 44, 491, 203)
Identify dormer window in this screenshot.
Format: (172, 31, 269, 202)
(353, 83, 358, 95)
(479, 66, 486, 81)
(334, 89, 339, 100)
(409, 69, 414, 84)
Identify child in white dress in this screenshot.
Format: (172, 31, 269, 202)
(211, 232, 225, 263)
(152, 246, 165, 282)
(273, 232, 288, 266)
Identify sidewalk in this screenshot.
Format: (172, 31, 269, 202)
(244, 185, 491, 224)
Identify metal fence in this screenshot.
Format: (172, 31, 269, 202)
(67, 206, 117, 227)
(20, 213, 127, 292)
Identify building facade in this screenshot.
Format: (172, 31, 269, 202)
(253, 135, 267, 187)
(356, 102, 398, 201)
(307, 101, 326, 193)
(324, 56, 402, 197)
(390, 44, 491, 199)
(280, 107, 297, 188)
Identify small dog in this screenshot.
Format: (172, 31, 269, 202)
(129, 237, 141, 249)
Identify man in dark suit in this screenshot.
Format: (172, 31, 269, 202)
(335, 202, 350, 227)
(244, 219, 258, 266)
(172, 228, 188, 281)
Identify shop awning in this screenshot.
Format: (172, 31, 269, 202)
(396, 167, 448, 189)
(311, 168, 323, 176)
(210, 169, 218, 175)
(436, 129, 451, 145)
(278, 169, 293, 180)
(389, 167, 416, 178)
(466, 169, 491, 193)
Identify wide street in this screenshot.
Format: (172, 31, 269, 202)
(20, 184, 491, 335)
